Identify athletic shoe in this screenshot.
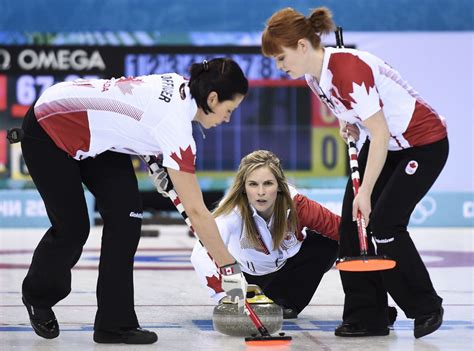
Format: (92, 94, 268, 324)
(93, 328, 158, 344)
(414, 307, 444, 339)
(335, 322, 389, 337)
(388, 306, 398, 326)
(282, 308, 298, 319)
(22, 296, 59, 339)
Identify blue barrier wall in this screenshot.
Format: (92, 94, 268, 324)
(1, 188, 471, 228)
(0, 190, 95, 228)
(0, 0, 472, 32)
(300, 189, 474, 227)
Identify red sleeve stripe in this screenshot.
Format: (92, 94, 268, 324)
(35, 97, 144, 121)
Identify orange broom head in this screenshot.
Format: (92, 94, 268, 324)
(245, 335, 292, 347)
(336, 256, 396, 272)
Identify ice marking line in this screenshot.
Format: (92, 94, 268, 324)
(1, 250, 472, 270)
(302, 331, 332, 350)
(188, 320, 474, 332)
(2, 303, 473, 307)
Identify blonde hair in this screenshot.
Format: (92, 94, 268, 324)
(261, 7, 336, 57)
(213, 150, 297, 250)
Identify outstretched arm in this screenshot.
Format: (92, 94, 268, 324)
(190, 241, 226, 303)
(143, 156, 247, 308)
(354, 110, 390, 225)
(167, 168, 235, 267)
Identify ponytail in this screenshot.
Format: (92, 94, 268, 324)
(308, 7, 336, 35)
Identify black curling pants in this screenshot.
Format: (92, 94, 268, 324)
(244, 231, 338, 314)
(20, 107, 143, 331)
(339, 138, 448, 329)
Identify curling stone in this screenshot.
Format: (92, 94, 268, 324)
(212, 284, 283, 336)
(140, 227, 160, 237)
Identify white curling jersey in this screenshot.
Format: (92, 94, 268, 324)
(306, 47, 447, 150)
(190, 186, 340, 302)
(34, 73, 198, 173)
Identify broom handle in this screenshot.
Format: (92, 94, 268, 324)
(335, 26, 369, 256)
(347, 136, 369, 256)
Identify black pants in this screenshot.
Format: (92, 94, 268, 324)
(339, 138, 448, 328)
(20, 107, 143, 331)
(244, 231, 338, 314)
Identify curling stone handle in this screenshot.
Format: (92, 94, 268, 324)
(247, 284, 264, 296)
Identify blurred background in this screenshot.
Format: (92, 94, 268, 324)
(0, 0, 472, 228)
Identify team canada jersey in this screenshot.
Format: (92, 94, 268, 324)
(34, 73, 198, 173)
(305, 47, 447, 150)
(190, 186, 340, 302)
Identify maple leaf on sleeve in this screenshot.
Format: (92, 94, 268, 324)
(349, 82, 380, 111)
(206, 275, 224, 293)
(170, 145, 196, 173)
(328, 53, 376, 105)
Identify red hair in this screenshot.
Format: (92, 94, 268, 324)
(261, 7, 336, 57)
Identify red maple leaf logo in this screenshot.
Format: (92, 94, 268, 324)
(410, 162, 417, 168)
(115, 77, 144, 95)
(170, 145, 196, 173)
(328, 53, 375, 107)
(206, 275, 224, 294)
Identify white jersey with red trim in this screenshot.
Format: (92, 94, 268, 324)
(190, 186, 340, 302)
(34, 73, 198, 173)
(305, 47, 447, 150)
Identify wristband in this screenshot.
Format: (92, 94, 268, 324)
(219, 261, 241, 275)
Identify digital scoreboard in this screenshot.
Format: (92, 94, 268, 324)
(0, 46, 347, 188)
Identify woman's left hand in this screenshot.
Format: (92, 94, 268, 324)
(352, 190, 371, 226)
(340, 123, 360, 142)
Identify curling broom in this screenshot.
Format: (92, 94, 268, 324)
(333, 26, 396, 272)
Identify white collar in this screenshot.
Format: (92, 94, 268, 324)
(248, 204, 291, 226)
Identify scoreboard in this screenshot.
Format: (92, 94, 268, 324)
(0, 45, 347, 189)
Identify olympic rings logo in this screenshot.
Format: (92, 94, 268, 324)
(411, 196, 437, 224)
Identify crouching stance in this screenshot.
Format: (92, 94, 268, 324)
(18, 58, 249, 344)
(191, 150, 340, 319)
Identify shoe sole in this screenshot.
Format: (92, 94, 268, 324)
(94, 332, 158, 344)
(30, 324, 59, 339)
(335, 329, 389, 337)
(94, 337, 158, 344)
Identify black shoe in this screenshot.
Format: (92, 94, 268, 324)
(93, 328, 158, 344)
(414, 307, 444, 339)
(388, 306, 398, 326)
(22, 296, 59, 339)
(335, 322, 389, 337)
(282, 308, 298, 319)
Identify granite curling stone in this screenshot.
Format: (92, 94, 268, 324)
(212, 284, 283, 336)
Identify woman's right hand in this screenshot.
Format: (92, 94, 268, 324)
(340, 122, 360, 143)
(219, 262, 248, 312)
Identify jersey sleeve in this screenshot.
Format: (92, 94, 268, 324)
(294, 194, 340, 241)
(328, 52, 383, 121)
(189, 214, 233, 303)
(152, 125, 196, 173)
(190, 242, 226, 303)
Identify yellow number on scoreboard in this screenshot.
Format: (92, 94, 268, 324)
(312, 127, 346, 177)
